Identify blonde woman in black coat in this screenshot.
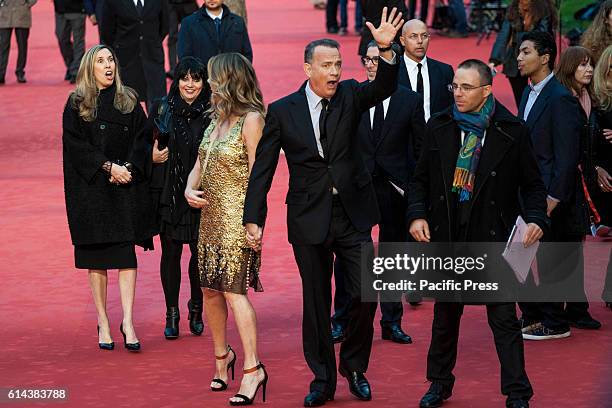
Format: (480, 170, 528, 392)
(62, 44, 157, 352)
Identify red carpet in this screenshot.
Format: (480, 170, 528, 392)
(1, 1, 611, 407)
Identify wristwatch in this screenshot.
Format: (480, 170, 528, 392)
(377, 43, 393, 52)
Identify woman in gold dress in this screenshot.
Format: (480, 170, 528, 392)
(185, 52, 267, 406)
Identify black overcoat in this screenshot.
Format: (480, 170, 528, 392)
(407, 102, 548, 243)
(101, 0, 168, 104)
(62, 85, 158, 246)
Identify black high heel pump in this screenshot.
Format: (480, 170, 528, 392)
(120, 323, 141, 352)
(211, 345, 237, 391)
(97, 326, 114, 350)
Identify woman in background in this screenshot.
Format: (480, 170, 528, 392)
(554, 46, 602, 329)
(185, 53, 267, 405)
(592, 45, 612, 308)
(147, 56, 209, 340)
(489, 0, 557, 108)
(581, 0, 612, 66)
(63, 44, 157, 352)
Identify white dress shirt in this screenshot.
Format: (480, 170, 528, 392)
(403, 54, 431, 122)
(304, 81, 327, 159)
(206, 8, 223, 20)
(522, 72, 554, 121)
(368, 97, 390, 127)
(133, 0, 143, 7)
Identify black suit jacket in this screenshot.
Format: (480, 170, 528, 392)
(407, 102, 547, 242)
(518, 77, 581, 205)
(177, 5, 252, 69)
(243, 58, 400, 245)
(101, 0, 168, 102)
(398, 56, 454, 119)
(358, 85, 425, 193)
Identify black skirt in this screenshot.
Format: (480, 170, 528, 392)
(74, 242, 137, 270)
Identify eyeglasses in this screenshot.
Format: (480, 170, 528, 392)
(406, 33, 430, 41)
(361, 56, 380, 65)
(447, 84, 489, 93)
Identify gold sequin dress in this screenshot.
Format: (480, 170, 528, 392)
(198, 116, 262, 294)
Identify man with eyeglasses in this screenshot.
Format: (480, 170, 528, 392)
(407, 59, 546, 408)
(398, 19, 454, 123)
(330, 40, 425, 346)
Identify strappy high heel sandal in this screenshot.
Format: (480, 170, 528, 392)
(211, 345, 237, 392)
(229, 362, 268, 406)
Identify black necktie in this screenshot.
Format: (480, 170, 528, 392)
(214, 18, 222, 39)
(136, 0, 143, 15)
(416, 63, 424, 96)
(318, 98, 329, 158)
(371, 102, 384, 145)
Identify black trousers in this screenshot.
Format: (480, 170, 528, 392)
(159, 233, 203, 309)
(507, 75, 528, 112)
(332, 175, 405, 328)
(292, 197, 377, 396)
(519, 220, 587, 331)
(427, 302, 533, 403)
(167, 0, 198, 73)
(0, 27, 29, 78)
(54, 13, 85, 77)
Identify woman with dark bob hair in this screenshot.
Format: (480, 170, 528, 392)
(62, 44, 157, 352)
(146, 56, 210, 339)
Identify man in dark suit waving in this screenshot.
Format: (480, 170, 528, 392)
(243, 7, 404, 407)
(398, 19, 455, 122)
(331, 40, 425, 345)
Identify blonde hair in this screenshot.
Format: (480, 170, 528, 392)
(207, 53, 265, 123)
(70, 45, 138, 122)
(594, 45, 612, 111)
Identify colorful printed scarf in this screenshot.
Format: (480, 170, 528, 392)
(451, 95, 495, 202)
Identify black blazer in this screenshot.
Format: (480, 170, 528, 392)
(398, 56, 455, 118)
(177, 5, 252, 69)
(518, 77, 581, 204)
(357, 84, 425, 193)
(407, 102, 547, 242)
(243, 58, 400, 245)
(101, 0, 168, 102)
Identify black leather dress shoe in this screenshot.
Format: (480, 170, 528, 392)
(381, 324, 413, 344)
(304, 390, 333, 407)
(419, 382, 451, 408)
(16, 73, 26, 83)
(406, 292, 423, 306)
(331, 324, 345, 344)
(568, 315, 602, 330)
(507, 400, 529, 408)
(340, 369, 371, 401)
